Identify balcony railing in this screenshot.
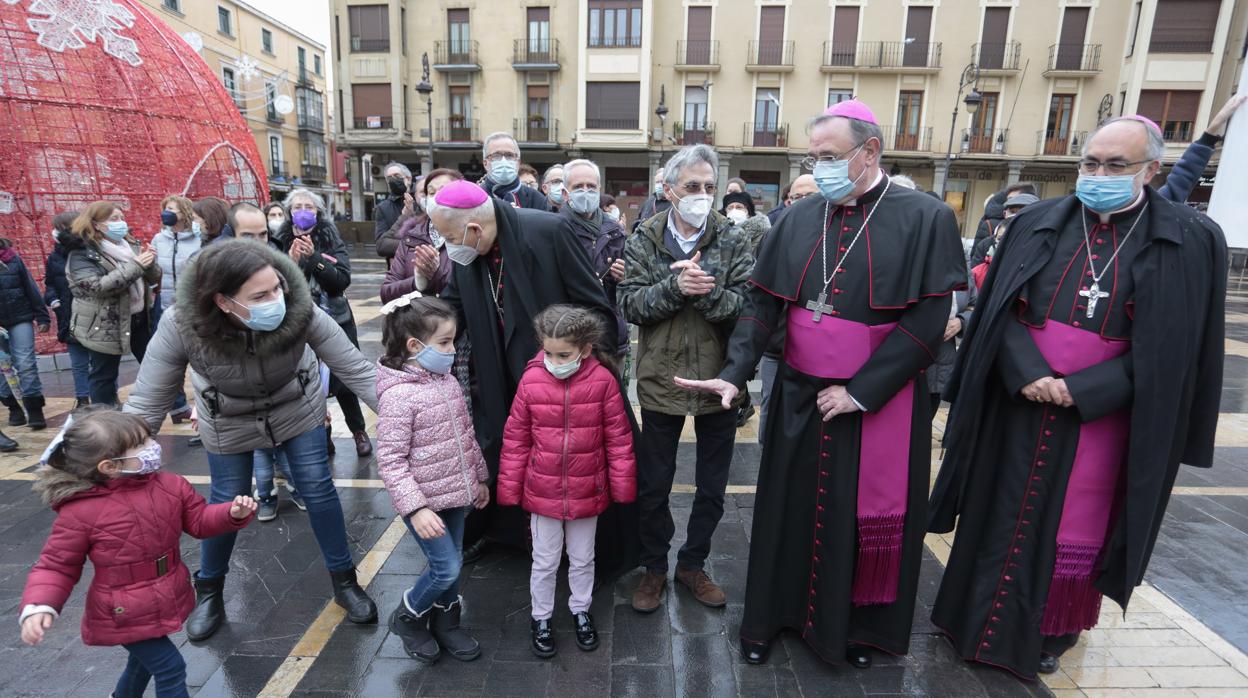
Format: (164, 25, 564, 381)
(270, 160, 290, 179)
(973, 41, 1021, 71)
(821, 40, 942, 69)
(675, 121, 715, 146)
(513, 38, 560, 67)
(748, 40, 794, 67)
(588, 35, 642, 48)
(434, 40, 479, 67)
(1036, 129, 1087, 156)
(961, 127, 1009, 154)
(266, 107, 282, 124)
(297, 65, 314, 86)
(585, 117, 639, 130)
(1047, 43, 1101, 72)
(298, 112, 325, 132)
(1161, 122, 1194, 143)
(880, 125, 933, 152)
(1149, 40, 1213, 53)
(301, 164, 327, 182)
(513, 117, 560, 143)
(743, 122, 788, 148)
(350, 37, 389, 53)
(352, 116, 393, 129)
(437, 117, 480, 142)
(677, 40, 719, 66)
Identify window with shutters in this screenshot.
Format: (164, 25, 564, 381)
(904, 6, 933, 67)
(449, 86, 473, 139)
(1138, 90, 1202, 141)
(528, 8, 551, 58)
(1055, 7, 1091, 70)
(588, 1, 643, 48)
(527, 85, 551, 141)
(828, 6, 859, 66)
(754, 7, 787, 65)
(586, 82, 640, 129)
(683, 86, 708, 143)
(896, 91, 923, 149)
(978, 7, 1010, 69)
(1150, 0, 1219, 52)
(684, 6, 713, 64)
(448, 9, 471, 61)
(753, 88, 781, 146)
(352, 84, 392, 129)
(1044, 94, 1076, 154)
(348, 5, 389, 52)
(968, 92, 1000, 152)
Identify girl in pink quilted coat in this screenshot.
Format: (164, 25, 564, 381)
(498, 304, 636, 659)
(374, 293, 490, 665)
(18, 407, 256, 698)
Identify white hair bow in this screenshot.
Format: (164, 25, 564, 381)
(380, 290, 424, 315)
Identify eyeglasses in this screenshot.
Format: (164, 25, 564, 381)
(788, 191, 815, 203)
(676, 181, 717, 195)
(485, 152, 520, 164)
(800, 142, 865, 171)
(1076, 159, 1152, 176)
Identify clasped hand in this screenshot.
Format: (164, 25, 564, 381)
(670, 251, 715, 297)
(1021, 376, 1074, 408)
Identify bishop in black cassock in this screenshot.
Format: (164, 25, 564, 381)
(678, 101, 966, 667)
(929, 117, 1226, 679)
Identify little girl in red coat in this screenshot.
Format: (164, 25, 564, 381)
(19, 407, 255, 698)
(498, 304, 636, 659)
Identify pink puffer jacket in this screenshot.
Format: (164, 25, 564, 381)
(498, 353, 636, 520)
(375, 361, 488, 516)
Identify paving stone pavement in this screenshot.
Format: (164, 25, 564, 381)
(1, 252, 1247, 697)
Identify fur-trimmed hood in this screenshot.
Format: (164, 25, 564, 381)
(32, 464, 101, 509)
(172, 240, 317, 358)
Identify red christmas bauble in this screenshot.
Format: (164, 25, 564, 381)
(0, 0, 267, 353)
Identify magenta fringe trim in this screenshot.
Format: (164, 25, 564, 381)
(1041, 543, 1103, 636)
(851, 513, 905, 606)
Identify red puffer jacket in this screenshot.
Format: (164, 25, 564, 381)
(498, 353, 636, 520)
(20, 469, 250, 646)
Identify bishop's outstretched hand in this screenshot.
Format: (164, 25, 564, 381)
(673, 376, 738, 410)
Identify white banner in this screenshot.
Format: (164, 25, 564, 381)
(1207, 61, 1248, 248)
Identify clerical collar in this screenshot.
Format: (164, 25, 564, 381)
(1088, 189, 1148, 225)
(665, 209, 706, 254)
(839, 170, 887, 207)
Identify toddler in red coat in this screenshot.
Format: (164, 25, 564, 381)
(19, 407, 256, 698)
(498, 304, 636, 658)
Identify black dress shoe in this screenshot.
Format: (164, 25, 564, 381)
(846, 644, 872, 669)
(186, 575, 225, 641)
(462, 538, 487, 565)
(0, 429, 17, 452)
(740, 638, 770, 664)
(330, 567, 378, 623)
(572, 611, 598, 651)
(531, 618, 556, 658)
(1038, 653, 1060, 674)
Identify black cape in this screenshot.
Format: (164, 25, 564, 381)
(931, 188, 1226, 613)
(720, 176, 966, 662)
(442, 203, 638, 576)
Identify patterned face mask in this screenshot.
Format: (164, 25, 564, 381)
(115, 442, 162, 475)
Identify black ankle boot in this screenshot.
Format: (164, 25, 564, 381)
(530, 618, 556, 658)
(1038, 653, 1060, 674)
(2, 395, 25, 427)
(846, 644, 872, 669)
(388, 603, 440, 663)
(431, 596, 480, 661)
(0, 429, 17, 452)
(75, 397, 89, 409)
(22, 396, 46, 431)
(572, 611, 599, 651)
(330, 567, 377, 623)
(186, 575, 225, 641)
(740, 638, 770, 664)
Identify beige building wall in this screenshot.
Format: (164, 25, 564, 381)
(140, 0, 333, 204)
(332, 0, 1242, 230)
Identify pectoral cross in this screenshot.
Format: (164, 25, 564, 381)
(806, 291, 835, 322)
(1079, 283, 1109, 319)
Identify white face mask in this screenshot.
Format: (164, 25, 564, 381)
(446, 224, 481, 266)
(726, 209, 748, 225)
(674, 193, 713, 228)
(268, 219, 284, 235)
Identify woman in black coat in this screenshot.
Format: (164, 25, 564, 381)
(0, 235, 52, 432)
(43, 212, 92, 411)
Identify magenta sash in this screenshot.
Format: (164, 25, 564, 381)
(1028, 320, 1130, 636)
(786, 308, 912, 606)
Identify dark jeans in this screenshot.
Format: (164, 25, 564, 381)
(114, 635, 187, 698)
(402, 506, 468, 613)
(328, 318, 366, 433)
(87, 311, 150, 405)
(636, 408, 736, 572)
(198, 425, 353, 579)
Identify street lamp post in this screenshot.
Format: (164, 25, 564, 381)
(940, 63, 982, 198)
(655, 84, 669, 163)
(414, 53, 434, 176)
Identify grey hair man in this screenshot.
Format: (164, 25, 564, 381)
(374, 162, 414, 257)
(541, 164, 566, 210)
(561, 158, 629, 356)
(478, 132, 550, 210)
(633, 166, 672, 232)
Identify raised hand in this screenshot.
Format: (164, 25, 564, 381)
(1207, 94, 1246, 137)
(412, 245, 440, 278)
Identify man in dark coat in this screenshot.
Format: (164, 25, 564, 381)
(560, 158, 629, 358)
(429, 180, 636, 576)
(478, 132, 551, 211)
(632, 168, 672, 233)
(374, 161, 413, 258)
(928, 117, 1226, 679)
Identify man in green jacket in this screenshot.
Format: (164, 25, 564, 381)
(618, 144, 754, 614)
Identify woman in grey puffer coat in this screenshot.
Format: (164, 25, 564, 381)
(123, 239, 379, 642)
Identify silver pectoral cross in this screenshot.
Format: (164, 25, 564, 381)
(806, 291, 835, 322)
(1079, 283, 1109, 319)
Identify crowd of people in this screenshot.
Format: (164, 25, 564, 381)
(11, 92, 1242, 696)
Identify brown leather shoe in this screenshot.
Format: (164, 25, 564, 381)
(675, 567, 727, 608)
(631, 570, 667, 613)
(353, 430, 373, 458)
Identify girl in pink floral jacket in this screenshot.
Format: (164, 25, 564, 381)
(374, 293, 489, 665)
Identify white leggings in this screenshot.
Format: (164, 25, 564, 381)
(529, 513, 598, 620)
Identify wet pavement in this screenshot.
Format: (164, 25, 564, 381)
(0, 252, 1246, 696)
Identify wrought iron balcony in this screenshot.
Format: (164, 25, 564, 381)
(961, 127, 1009, 154)
(437, 117, 480, 143)
(434, 40, 480, 70)
(584, 117, 639, 130)
(513, 38, 560, 69)
(513, 117, 560, 144)
(1045, 43, 1101, 74)
(676, 40, 719, 68)
(675, 121, 715, 146)
(352, 116, 393, 129)
(270, 160, 290, 179)
(301, 164, 327, 182)
(880, 125, 933, 152)
(743, 122, 789, 149)
(747, 40, 794, 69)
(821, 41, 942, 71)
(1036, 129, 1088, 156)
(973, 41, 1021, 71)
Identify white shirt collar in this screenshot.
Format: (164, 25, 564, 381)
(666, 209, 706, 254)
(841, 169, 886, 207)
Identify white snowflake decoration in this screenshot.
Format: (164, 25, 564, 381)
(7, 0, 142, 66)
(0, 192, 13, 215)
(180, 31, 203, 52)
(233, 54, 260, 83)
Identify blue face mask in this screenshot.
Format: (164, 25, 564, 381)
(407, 339, 455, 374)
(813, 144, 865, 204)
(104, 221, 129, 241)
(548, 183, 565, 204)
(230, 294, 286, 332)
(490, 159, 518, 186)
(1075, 170, 1146, 213)
(567, 189, 600, 215)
